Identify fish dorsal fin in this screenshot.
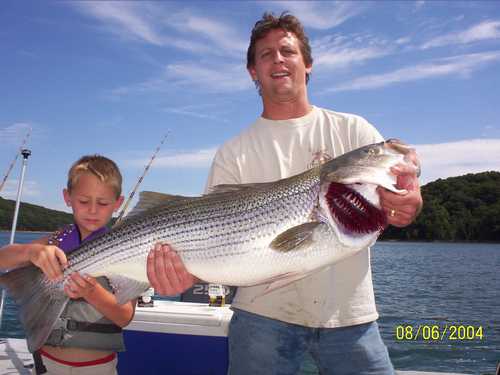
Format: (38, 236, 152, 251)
(116, 191, 187, 226)
(270, 222, 324, 252)
(207, 182, 273, 195)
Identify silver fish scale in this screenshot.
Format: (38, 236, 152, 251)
(64, 168, 322, 282)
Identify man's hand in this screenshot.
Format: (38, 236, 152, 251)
(378, 148, 423, 227)
(64, 272, 98, 299)
(147, 243, 196, 296)
(29, 244, 67, 281)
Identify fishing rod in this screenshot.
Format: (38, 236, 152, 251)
(0, 148, 32, 329)
(0, 127, 32, 194)
(114, 132, 169, 225)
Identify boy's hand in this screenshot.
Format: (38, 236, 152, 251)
(64, 272, 98, 299)
(29, 244, 67, 281)
(147, 243, 196, 296)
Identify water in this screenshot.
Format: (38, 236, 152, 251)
(0, 231, 49, 339)
(1, 232, 499, 374)
(374, 241, 499, 374)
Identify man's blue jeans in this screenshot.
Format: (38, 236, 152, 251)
(227, 309, 394, 375)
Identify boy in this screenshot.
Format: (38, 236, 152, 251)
(1, 155, 134, 374)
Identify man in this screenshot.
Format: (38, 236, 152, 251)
(147, 12, 422, 375)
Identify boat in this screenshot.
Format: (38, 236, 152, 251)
(0, 281, 476, 375)
(0, 296, 472, 375)
(118, 297, 232, 374)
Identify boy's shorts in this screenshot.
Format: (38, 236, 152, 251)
(34, 351, 117, 375)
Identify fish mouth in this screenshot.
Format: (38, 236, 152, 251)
(325, 182, 387, 235)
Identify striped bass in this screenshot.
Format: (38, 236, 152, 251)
(0, 139, 416, 352)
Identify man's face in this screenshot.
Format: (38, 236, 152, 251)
(248, 28, 312, 103)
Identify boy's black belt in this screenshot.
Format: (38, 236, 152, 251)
(65, 320, 122, 333)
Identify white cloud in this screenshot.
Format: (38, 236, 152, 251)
(163, 104, 229, 122)
(75, 2, 165, 46)
(0, 123, 32, 146)
(415, 139, 500, 185)
(414, 1, 426, 11)
(421, 20, 500, 49)
(328, 51, 500, 92)
(395, 36, 412, 45)
(315, 45, 389, 70)
(313, 34, 392, 70)
(74, 2, 246, 56)
(262, 1, 366, 30)
(0, 180, 41, 200)
(108, 62, 251, 98)
(164, 63, 252, 92)
(168, 13, 247, 55)
(127, 148, 217, 169)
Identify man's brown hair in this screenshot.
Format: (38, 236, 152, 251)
(67, 155, 122, 198)
(247, 12, 313, 83)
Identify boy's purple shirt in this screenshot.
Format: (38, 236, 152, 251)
(48, 224, 108, 254)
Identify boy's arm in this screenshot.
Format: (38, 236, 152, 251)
(0, 237, 67, 280)
(65, 273, 136, 327)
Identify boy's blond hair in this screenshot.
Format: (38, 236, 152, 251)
(67, 155, 122, 198)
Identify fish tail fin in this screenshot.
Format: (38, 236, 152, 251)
(0, 266, 69, 352)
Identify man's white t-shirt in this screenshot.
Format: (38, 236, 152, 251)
(205, 106, 384, 328)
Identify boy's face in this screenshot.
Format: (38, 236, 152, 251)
(63, 172, 123, 240)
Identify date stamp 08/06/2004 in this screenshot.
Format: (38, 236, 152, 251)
(394, 324, 484, 341)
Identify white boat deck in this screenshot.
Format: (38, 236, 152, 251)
(0, 338, 31, 374)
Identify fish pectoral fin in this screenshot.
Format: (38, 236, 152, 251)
(270, 222, 324, 252)
(107, 275, 150, 305)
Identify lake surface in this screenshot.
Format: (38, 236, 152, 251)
(1, 232, 499, 374)
(372, 241, 499, 375)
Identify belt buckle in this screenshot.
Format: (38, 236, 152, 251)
(66, 319, 78, 331)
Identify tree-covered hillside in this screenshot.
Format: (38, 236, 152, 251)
(381, 171, 500, 242)
(0, 196, 73, 232)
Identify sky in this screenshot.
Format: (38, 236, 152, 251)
(1, 1, 500, 214)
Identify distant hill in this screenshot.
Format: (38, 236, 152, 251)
(0, 196, 73, 232)
(381, 171, 500, 242)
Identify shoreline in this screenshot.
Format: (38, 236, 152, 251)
(378, 239, 500, 245)
(0, 230, 51, 234)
